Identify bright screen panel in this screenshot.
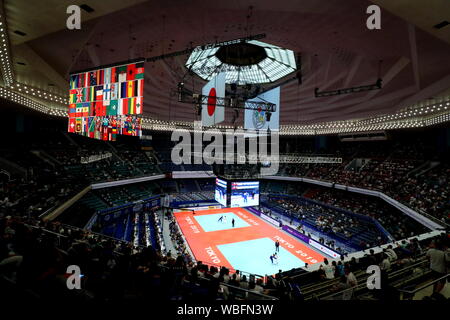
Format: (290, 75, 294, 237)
(215, 178, 227, 206)
(244, 86, 280, 131)
(230, 181, 260, 208)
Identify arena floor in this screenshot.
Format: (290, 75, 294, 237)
(174, 207, 325, 276)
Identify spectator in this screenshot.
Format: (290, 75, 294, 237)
(426, 239, 449, 294)
(321, 259, 335, 279)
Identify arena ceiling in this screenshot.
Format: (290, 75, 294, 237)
(2, 0, 450, 126)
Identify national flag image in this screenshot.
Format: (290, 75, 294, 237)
(110, 67, 117, 83)
(68, 104, 76, 117)
(96, 69, 104, 85)
(89, 86, 95, 102)
(68, 117, 75, 133)
(75, 118, 82, 133)
(135, 96, 143, 114)
(106, 100, 119, 116)
(82, 117, 89, 134)
(95, 116, 102, 139)
(123, 98, 130, 115)
(69, 89, 76, 104)
(81, 102, 91, 117)
(201, 72, 226, 127)
(79, 73, 85, 89)
(135, 62, 144, 80)
(104, 67, 111, 84)
(69, 74, 78, 89)
(110, 83, 118, 100)
(137, 79, 144, 98)
(89, 71, 97, 86)
(83, 72, 89, 87)
(76, 88, 84, 103)
(95, 86, 104, 116)
(88, 117, 95, 138)
(128, 97, 136, 114)
(89, 102, 95, 116)
(103, 84, 113, 100)
(127, 63, 137, 81)
(120, 82, 127, 99)
(95, 85, 103, 99)
(101, 117, 110, 141)
(118, 65, 127, 83)
(127, 80, 135, 98)
(75, 104, 83, 117)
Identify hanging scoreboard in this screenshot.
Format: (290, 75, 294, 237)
(68, 60, 145, 141)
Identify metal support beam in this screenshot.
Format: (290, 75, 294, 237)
(146, 34, 266, 63)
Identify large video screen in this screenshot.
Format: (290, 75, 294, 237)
(68, 60, 144, 141)
(215, 178, 227, 206)
(230, 181, 260, 208)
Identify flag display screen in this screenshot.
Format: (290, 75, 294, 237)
(68, 61, 144, 141)
(244, 86, 280, 131)
(215, 178, 228, 206)
(230, 181, 259, 208)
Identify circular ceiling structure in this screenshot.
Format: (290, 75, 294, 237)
(185, 40, 297, 85)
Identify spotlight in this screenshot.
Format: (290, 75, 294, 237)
(266, 112, 272, 121)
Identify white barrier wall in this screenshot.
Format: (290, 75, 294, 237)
(171, 171, 215, 179)
(91, 174, 166, 189)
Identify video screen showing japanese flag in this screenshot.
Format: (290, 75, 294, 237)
(215, 178, 228, 206)
(230, 181, 259, 208)
(202, 72, 225, 127)
(244, 86, 280, 131)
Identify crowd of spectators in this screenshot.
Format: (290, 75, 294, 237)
(0, 215, 289, 301)
(166, 211, 193, 264)
(276, 152, 449, 225)
(308, 188, 429, 240)
(266, 196, 389, 249)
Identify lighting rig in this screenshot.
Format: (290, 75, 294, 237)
(315, 78, 382, 97)
(146, 34, 267, 63)
(176, 81, 276, 115)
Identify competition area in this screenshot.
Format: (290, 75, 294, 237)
(174, 207, 325, 276)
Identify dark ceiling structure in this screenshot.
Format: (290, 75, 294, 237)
(2, 0, 450, 127)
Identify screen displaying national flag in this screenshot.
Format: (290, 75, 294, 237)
(68, 60, 144, 141)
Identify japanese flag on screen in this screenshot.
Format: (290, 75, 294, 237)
(202, 72, 225, 127)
